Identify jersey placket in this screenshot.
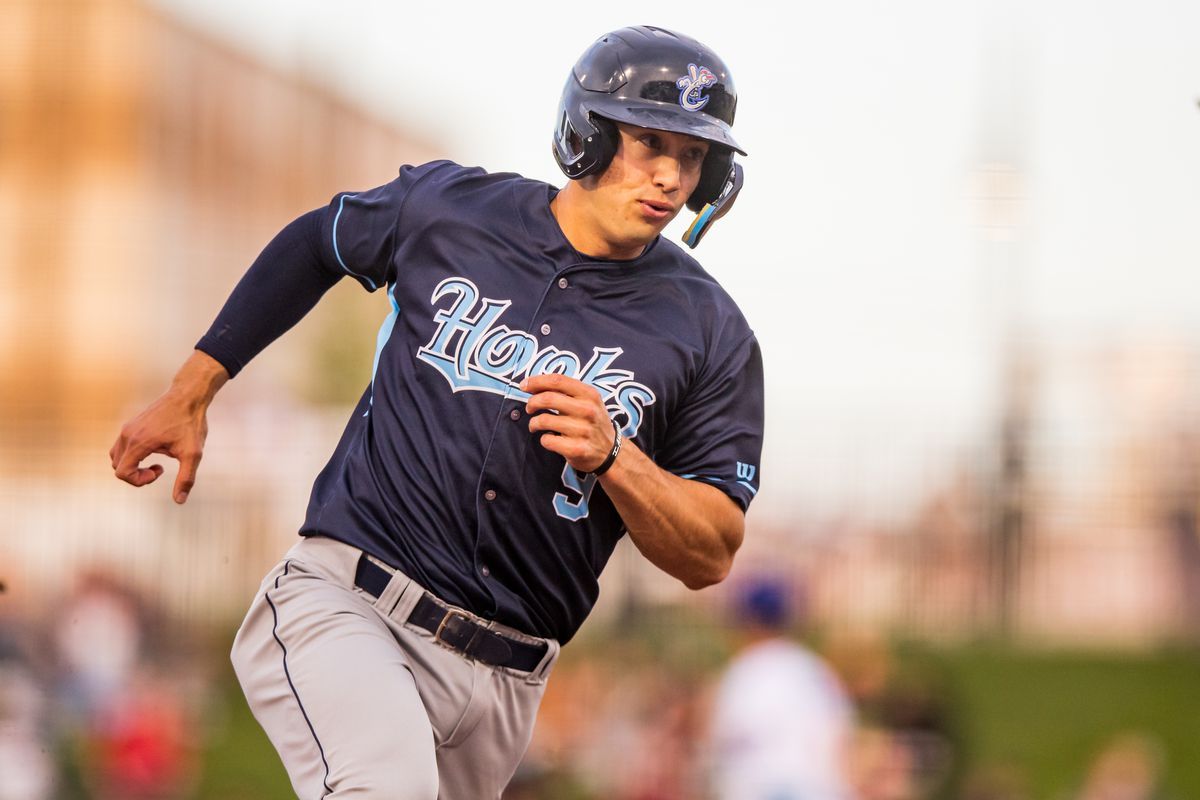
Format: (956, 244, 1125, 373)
(469, 267, 578, 617)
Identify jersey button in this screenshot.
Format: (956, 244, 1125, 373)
(557, 277, 569, 289)
(480, 565, 491, 577)
(484, 489, 497, 501)
(509, 409, 521, 421)
(540, 323, 551, 335)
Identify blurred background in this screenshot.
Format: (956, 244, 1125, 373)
(2, 0, 1200, 797)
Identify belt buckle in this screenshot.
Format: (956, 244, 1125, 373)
(434, 609, 472, 647)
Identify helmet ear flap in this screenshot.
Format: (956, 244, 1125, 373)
(589, 116, 619, 177)
(553, 110, 620, 179)
(688, 147, 734, 213)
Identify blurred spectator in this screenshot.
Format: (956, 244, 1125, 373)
(1073, 733, 1168, 800)
(960, 762, 1030, 800)
(0, 627, 56, 800)
(613, 671, 703, 800)
(848, 726, 918, 800)
(80, 673, 197, 800)
(705, 574, 855, 800)
(49, 572, 198, 799)
(53, 572, 143, 722)
(830, 635, 958, 799)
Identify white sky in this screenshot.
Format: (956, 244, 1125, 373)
(154, 0, 1200, 523)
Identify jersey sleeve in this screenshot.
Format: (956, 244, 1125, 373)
(655, 331, 764, 511)
(322, 160, 452, 291)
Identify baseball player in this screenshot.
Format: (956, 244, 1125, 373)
(110, 25, 763, 799)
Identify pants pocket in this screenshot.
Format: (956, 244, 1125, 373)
(439, 660, 492, 749)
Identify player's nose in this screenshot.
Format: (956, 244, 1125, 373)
(651, 155, 684, 195)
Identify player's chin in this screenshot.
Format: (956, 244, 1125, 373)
(615, 226, 662, 254)
(625, 211, 677, 241)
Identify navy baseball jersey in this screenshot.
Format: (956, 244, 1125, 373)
(204, 160, 763, 643)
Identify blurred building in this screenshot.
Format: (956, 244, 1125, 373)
(723, 339, 1200, 649)
(1020, 339, 1200, 646)
(0, 0, 438, 620)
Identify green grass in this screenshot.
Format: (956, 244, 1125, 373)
(918, 643, 1200, 798)
(194, 662, 294, 800)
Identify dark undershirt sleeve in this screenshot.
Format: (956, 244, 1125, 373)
(195, 207, 341, 379)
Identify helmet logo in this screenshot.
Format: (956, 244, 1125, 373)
(676, 63, 717, 112)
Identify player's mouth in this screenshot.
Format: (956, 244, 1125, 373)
(638, 199, 674, 221)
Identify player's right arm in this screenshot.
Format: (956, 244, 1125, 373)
(109, 206, 343, 504)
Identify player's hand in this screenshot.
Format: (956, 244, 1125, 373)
(110, 351, 228, 504)
(110, 388, 210, 504)
(521, 374, 616, 474)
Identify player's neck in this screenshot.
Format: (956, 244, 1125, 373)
(550, 184, 646, 261)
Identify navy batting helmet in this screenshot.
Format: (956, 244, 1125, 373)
(553, 26, 746, 246)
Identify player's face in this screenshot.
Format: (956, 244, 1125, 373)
(579, 123, 710, 258)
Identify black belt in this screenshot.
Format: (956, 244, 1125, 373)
(354, 553, 547, 672)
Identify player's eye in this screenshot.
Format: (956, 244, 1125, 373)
(639, 133, 663, 150)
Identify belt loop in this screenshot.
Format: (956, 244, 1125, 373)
(363, 555, 409, 617)
(526, 637, 560, 684)
(384, 565, 426, 623)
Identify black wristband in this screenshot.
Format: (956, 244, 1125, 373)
(589, 419, 622, 478)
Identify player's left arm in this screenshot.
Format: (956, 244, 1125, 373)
(522, 374, 745, 590)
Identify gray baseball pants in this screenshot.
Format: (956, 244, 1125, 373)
(230, 535, 559, 799)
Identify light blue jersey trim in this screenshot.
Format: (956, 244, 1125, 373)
(332, 194, 378, 291)
(363, 282, 400, 416)
(679, 473, 758, 496)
